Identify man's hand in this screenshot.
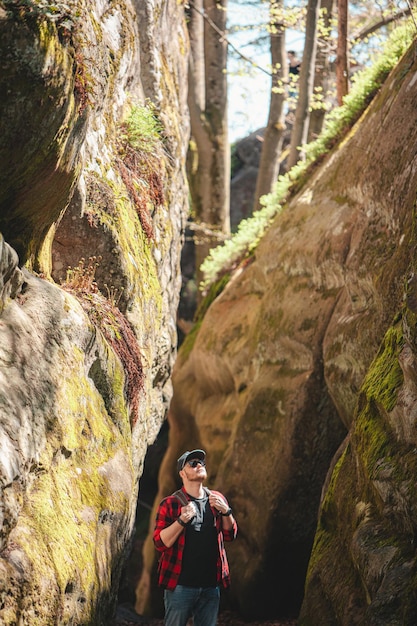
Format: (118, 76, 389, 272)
(160, 502, 196, 548)
(179, 502, 196, 523)
(209, 492, 229, 515)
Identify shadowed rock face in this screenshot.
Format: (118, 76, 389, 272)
(0, 7, 83, 265)
(299, 45, 417, 622)
(141, 41, 417, 621)
(0, 0, 188, 623)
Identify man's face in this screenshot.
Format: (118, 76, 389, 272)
(181, 458, 207, 482)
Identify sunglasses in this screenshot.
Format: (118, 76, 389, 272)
(187, 459, 205, 468)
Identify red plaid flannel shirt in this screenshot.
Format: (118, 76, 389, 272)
(153, 487, 237, 590)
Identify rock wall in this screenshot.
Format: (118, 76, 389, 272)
(0, 0, 189, 624)
(141, 39, 417, 621)
(299, 42, 417, 625)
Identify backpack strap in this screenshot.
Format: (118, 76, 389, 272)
(172, 487, 212, 505)
(172, 489, 189, 506)
(171, 487, 211, 506)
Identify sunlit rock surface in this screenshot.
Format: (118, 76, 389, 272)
(0, 0, 188, 623)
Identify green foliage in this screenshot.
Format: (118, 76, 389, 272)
(121, 103, 163, 154)
(116, 103, 165, 239)
(201, 21, 415, 292)
(304, 21, 415, 166)
(200, 172, 290, 291)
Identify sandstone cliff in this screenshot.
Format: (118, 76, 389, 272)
(299, 43, 417, 623)
(142, 37, 417, 623)
(0, 0, 188, 624)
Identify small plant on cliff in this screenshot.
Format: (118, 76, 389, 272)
(122, 104, 163, 153)
(116, 103, 165, 240)
(64, 256, 100, 293)
(63, 257, 144, 427)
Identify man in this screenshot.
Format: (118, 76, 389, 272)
(153, 449, 237, 626)
(287, 50, 301, 108)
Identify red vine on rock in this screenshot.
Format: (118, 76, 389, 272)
(116, 155, 155, 241)
(86, 293, 144, 428)
(115, 129, 165, 241)
(63, 258, 144, 428)
(73, 50, 92, 114)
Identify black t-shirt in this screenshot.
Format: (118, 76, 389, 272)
(178, 493, 219, 588)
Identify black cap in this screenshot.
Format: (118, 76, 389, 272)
(177, 449, 206, 472)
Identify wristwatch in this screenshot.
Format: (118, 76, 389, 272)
(221, 508, 232, 516)
(177, 517, 187, 526)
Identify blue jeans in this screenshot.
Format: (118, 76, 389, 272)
(164, 585, 220, 626)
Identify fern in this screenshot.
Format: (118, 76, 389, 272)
(122, 103, 163, 153)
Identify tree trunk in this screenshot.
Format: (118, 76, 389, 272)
(187, 0, 205, 110)
(308, 0, 334, 141)
(253, 0, 287, 212)
(187, 0, 230, 294)
(336, 0, 348, 105)
(287, 0, 321, 169)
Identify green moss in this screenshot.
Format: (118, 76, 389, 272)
(180, 320, 202, 361)
(299, 317, 317, 332)
(356, 406, 393, 481)
(25, 465, 99, 591)
(302, 441, 368, 623)
(239, 387, 287, 436)
(14, 345, 133, 623)
(361, 324, 404, 412)
(86, 172, 163, 321)
(180, 273, 231, 360)
(304, 312, 417, 622)
(318, 444, 349, 534)
(264, 308, 284, 331)
(350, 323, 403, 483)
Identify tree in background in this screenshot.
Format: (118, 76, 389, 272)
(184, 0, 413, 301)
(287, 0, 321, 169)
(308, 0, 334, 141)
(187, 0, 230, 292)
(252, 0, 288, 211)
(336, 0, 349, 104)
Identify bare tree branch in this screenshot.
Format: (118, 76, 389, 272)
(188, 0, 272, 76)
(351, 6, 412, 43)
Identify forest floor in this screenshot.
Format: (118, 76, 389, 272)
(114, 603, 298, 626)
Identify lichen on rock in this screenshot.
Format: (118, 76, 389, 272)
(0, 0, 189, 623)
